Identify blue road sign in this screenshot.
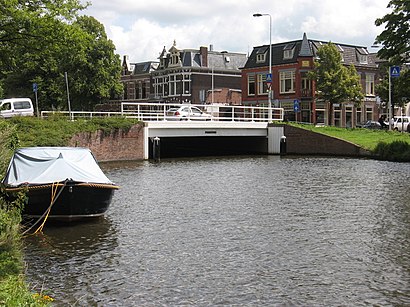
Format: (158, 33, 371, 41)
(293, 99, 300, 112)
(33, 83, 38, 92)
(266, 73, 272, 83)
(390, 66, 400, 78)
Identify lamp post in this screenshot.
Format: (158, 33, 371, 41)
(253, 13, 272, 122)
(388, 66, 392, 130)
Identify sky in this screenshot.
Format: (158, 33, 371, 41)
(81, 0, 391, 63)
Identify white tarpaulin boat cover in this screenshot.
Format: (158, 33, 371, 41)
(3, 147, 113, 186)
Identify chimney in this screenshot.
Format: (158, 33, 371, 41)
(200, 46, 208, 67)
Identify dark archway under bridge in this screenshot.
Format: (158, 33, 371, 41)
(148, 136, 268, 159)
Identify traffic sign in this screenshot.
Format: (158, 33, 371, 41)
(390, 66, 400, 78)
(32, 83, 38, 93)
(266, 73, 272, 83)
(293, 99, 300, 112)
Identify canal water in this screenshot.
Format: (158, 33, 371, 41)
(23, 156, 410, 306)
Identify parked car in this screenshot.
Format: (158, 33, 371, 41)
(392, 116, 410, 131)
(0, 98, 34, 118)
(166, 106, 212, 121)
(362, 120, 386, 129)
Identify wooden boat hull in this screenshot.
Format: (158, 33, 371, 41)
(8, 182, 118, 220)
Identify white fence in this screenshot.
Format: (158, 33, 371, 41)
(120, 103, 284, 122)
(41, 103, 284, 122)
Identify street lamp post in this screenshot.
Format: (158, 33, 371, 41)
(253, 13, 272, 122)
(388, 66, 392, 130)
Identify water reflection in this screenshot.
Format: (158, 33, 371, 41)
(24, 217, 118, 305)
(24, 156, 410, 306)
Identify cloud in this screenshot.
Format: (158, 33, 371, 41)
(82, 0, 390, 62)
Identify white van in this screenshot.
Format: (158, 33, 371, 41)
(0, 98, 34, 118)
(392, 116, 410, 132)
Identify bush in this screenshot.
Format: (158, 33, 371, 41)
(374, 141, 410, 162)
(0, 120, 48, 306)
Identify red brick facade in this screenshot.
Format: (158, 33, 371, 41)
(69, 124, 145, 162)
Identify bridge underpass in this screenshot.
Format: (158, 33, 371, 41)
(149, 136, 269, 158)
(144, 122, 284, 159)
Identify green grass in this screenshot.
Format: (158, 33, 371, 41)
(288, 123, 410, 161)
(9, 115, 141, 147)
(290, 123, 410, 151)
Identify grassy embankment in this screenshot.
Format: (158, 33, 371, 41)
(290, 123, 410, 162)
(10, 114, 140, 147)
(0, 115, 140, 306)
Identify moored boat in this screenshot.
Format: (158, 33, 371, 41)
(2, 147, 119, 220)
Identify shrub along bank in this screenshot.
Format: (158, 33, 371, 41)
(0, 120, 50, 306)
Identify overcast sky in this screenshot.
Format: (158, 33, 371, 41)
(81, 0, 391, 63)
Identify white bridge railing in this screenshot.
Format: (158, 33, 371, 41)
(41, 103, 284, 122)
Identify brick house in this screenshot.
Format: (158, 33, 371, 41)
(120, 57, 159, 101)
(151, 41, 247, 104)
(241, 33, 381, 127)
(120, 43, 247, 106)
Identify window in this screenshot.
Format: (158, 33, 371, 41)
(283, 43, 295, 59)
(301, 73, 311, 97)
(256, 46, 268, 63)
(333, 104, 341, 127)
(257, 74, 268, 95)
(356, 47, 369, 64)
(336, 44, 345, 62)
(169, 75, 177, 96)
(346, 105, 353, 128)
(256, 53, 266, 63)
(248, 75, 256, 96)
(199, 89, 206, 102)
(171, 54, 180, 65)
(283, 49, 294, 59)
(154, 76, 168, 98)
(1, 102, 11, 110)
(366, 106, 373, 121)
(356, 107, 362, 125)
(365, 74, 375, 96)
(359, 54, 368, 64)
(182, 73, 191, 95)
(280, 70, 296, 93)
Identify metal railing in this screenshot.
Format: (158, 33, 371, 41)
(120, 102, 284, 122)
(41, 103, 284, 122)
(41, 110, 123, 120)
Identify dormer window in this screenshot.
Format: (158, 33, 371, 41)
(256, 46, 268, 63)
(356, 47, 369, 64)
(256, 53, 266, 63)
(358, 54, 368, 64)
(171, 53, 180, 65)
(336, 44, 345, 62)
(283, 43, 295, 59)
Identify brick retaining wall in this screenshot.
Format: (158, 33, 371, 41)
(69, 123, 144, 162)
(282, 125, 372, 157)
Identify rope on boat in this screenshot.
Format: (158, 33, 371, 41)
(6, 182, 119, 192)
(22, 180, 68, 236)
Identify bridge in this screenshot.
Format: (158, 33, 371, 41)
(41, 103, 286, 159)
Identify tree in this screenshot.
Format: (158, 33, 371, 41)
(63, 16, 123, 110)
(309, 42, 364, 125)
(375, 0, 410, 113)
(0, 0, 123, 111)
(375, 0, 410, 65)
